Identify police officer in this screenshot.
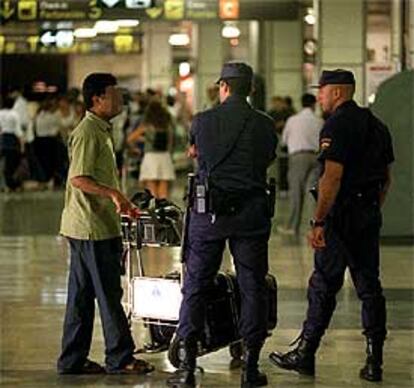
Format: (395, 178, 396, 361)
(269, 69, 394, 382)
(167, 62, 277, 388)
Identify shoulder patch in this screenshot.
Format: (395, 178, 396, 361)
(320, 137, 332, 150)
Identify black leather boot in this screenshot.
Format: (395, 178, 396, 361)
(360, 337, 383, 382)
(241, 344, 268, 388)
(166, 338, 197, 388)
(269, 336, 319, 376)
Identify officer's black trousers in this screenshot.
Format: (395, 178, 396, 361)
(303, 202, 387, 342)
(57, 238, 135, 372)
(177, 197, 271, 348)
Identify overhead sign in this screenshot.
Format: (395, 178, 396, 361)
(145, 6, 163, 19)
(0, 32, 143, 54)
(186, 0, 217, 19)
(1, 1, 16, 20)
(219, 0, 239, 19)
(125, 0, 153, 8)
(18, 1, 37, 20)
(164, 0, 185, 20)
(0, 0, 300, 24)
(100, 0, 121, 7)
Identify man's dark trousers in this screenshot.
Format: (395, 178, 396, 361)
(303, 201, 387, 342)
(177, 196, 271, 348)
(57, 237, 135, 372)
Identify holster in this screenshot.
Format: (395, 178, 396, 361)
(267, 178, 276, 218)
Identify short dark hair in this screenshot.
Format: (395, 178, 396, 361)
(223, 78, 251, 97)
(301, 93, 316, 108)
(82, 73, 117, 109)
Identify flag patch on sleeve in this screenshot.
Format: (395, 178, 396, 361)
(320, 138, 332, 150)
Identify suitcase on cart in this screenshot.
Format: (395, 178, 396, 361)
(166, 272, 277, 368)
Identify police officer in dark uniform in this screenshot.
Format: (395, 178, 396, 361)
(269, 69, 394, 382)
(167, 62, 277, 388)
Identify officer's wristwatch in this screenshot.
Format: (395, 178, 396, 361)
(310, 218, 325, 228)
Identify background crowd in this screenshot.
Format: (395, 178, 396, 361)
(0, 84, 324, 234)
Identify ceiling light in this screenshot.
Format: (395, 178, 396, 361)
(179, 62, 191, 77)
(168, 33, 190, 46)
(94, 20, 119, 34)
(74, 28, 97, 38)
(116, 19, 140, 27)
(304, 8, 316, 25)
(222, 24, 240, 39)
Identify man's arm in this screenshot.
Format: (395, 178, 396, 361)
(314, 160, 343, 221)
(308, 160, 343, 250)
(187, 114, 199, 159)
(379, 165, 392, 207)
(127, 123, 145, 144)
(71, 176, 139, 217)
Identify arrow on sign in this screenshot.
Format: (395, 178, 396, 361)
(1, 1, 15, 20)
(100, 0, 121, 7)
(146, 7, 163, 19)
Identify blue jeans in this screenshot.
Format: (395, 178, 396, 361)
(57, 237, 135, 372)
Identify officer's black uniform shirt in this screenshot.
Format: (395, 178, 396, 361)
(190, 95, 277, 193)
(318, 100, 394, 200)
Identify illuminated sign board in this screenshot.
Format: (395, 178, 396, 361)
(0, 32, 143, 54)
(0, 0, 155, 23)
(0, 1, 299, 24)
(185, 0, 217, 19)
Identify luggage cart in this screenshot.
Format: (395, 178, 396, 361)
(121, 177, 276, 368)
(121, 204, 183, 354)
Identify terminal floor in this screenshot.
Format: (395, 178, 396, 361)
(0, 185, 413, 388)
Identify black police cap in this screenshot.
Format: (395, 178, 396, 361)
(216, 62, 253, 84)
(312, 69, 355, 88)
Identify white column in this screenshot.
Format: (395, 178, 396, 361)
(264, 20, 303, 108)
(248, 20, 260, 71)
(409, 0, 414, 69)
(192, 22, 223, 111)
(391, 0, 402, 70)
(141, 22, 172, 92)
(319, 0, 366, 104)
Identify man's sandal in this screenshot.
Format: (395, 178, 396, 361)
(59, 359, 105, 375)
(107, 358, 155, 375)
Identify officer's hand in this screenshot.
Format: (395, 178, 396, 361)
(308, 226, 326, 250)
(187, 144, 198, 159)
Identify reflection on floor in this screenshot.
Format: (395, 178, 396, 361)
(0, 182, 413, 387)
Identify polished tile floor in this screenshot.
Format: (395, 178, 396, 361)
(0, 182, 413, 387)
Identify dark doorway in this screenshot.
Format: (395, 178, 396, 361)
(0, 54, 68, 100)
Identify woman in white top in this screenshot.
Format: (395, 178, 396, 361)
(32, 97, 63, 186)
(128, 100, 175, 199)
(0, 96, 24, 190)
